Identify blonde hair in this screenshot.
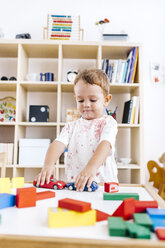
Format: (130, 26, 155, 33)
(74, 69, 110, 95)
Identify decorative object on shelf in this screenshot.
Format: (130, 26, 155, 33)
(0, 97, 16, 122)
(29, 105, 49, 122)
(15, 33, 31, 39)
(67, 71, 78, 82)
(26, 73, 40, 81)
(95, 18, 109, 39)
(40, 72, 54, 82)
(159, 152, 165, 167)
(0, 76, 16, 81)
(66, 108, 80, 122)
(106, 106, 118, 120)
(44, 14, 84, 40)
(103, 33, 128, 41)
(119, 157, 131, 165)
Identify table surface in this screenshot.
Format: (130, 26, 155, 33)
(0, 184, 165, 248)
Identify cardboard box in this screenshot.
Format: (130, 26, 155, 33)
(19, 139, 50, 166)
(29, 105, 49, 122)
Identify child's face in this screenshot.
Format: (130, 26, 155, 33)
(74, 79, 111, 120)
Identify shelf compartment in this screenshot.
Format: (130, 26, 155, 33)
(60, 82, 74, 92)
(110, 83, 139, 94)
(0, 42, 18, 57)
(117, 163, 140, 169)
(19, 82, 58, 92)
(0, 82, 17, 91)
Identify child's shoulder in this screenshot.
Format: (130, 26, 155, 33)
(103, 115, 117, 125)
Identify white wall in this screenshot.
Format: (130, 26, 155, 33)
(0, 0, 165, 181)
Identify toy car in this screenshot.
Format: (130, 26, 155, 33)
(65, 181, 98, 192)
(33, 177, 66, 190)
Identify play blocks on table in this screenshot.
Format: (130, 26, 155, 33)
(112, 198, 136, 220)
(135, 200, 158, 213)
(48, 207, 96, 228)
(104, 182, 119, 193)
(12, 177, 24, 188)
(36, 191, 55, 201)
(108, 217, 127, 237)
(58, 198, 91, 212)
(156, 228, 165, 240)
(0, 178, 11, 193)
(95, 209, 111, 222)
(0, 193, 16, 209)
(125, 221, 151, 239)
(133, 213, 153, 230)
(16, 187, 36, 208)
(103, 192, 139, 200)
(146, 208, 165, 218)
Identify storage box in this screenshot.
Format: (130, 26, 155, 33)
(29, 105, 49, 122)
(19, 139, 50, 166)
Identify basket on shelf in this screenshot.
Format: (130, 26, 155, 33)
(0, 97, 16, 122)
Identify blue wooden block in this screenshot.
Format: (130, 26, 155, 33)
(146, 208, 165, 218)
(0, 193, 16, 209)
(150, 217, 165, 230)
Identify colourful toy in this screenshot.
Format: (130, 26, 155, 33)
(156, 228, 165, 240)
(103, 192, 139, 200)
(150, 217, 165, 230)
(125, 221, 151, 239)
(58, 198, 91, 212)
(146, 208, 165, 218)
(147, 160, 165, 189)
(96, 209, 111, 222)
(135, 200, 158, 213)
(0, 193, 16, 209)
(12, 177, 24, 188)
(104, 182, 119, 193)
(48, 207, 96, 228)
(112, 198, 136, 220)
(33, 177, 66, 190)
(16, 187, 36, 208)
(108, 217, 127, 237)
(36, 191, 55, 201)
(133, 213, 153, 231)
(0, 178, 11, 193)
(65, 181, 98, 192)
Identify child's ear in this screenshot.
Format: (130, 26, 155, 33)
(104, 94, 112, 107)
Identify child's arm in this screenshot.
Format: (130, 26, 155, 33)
(36, 140, 66, 185)
(75, 140, 112, 191)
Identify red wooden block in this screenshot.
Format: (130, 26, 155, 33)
(156, 228, 165, 240)
(58, 198, 91, 212)
(95, 209, 111, 222)
(104, 182, 119, 193)
(112, 198, 135, 220)
(135, 200, 158, 213)
(16, 187, 36, 208)
(36, 191, 55, 201)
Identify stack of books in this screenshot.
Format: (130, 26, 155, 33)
(102, 47, 138, 84)
(122, 96, 140, 124)
(48, 15, 80, 40)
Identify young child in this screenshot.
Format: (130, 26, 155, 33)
(36, 69, 118, 191)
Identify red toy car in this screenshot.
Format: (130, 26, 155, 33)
(33, 177, 66, 190)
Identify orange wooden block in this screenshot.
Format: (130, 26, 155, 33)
(96, 209, 111, 222)
(36, 191, 55, 201)
(16, 187, 36, 208)
(156, 228, 165, 240)
(112, 198, 135, 220)
(58, 198, 91, 212)
(135, 200, 158, 213)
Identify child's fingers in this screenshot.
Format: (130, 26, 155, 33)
(36, 174, 41, 186)
(40, 172, 47, 185)
(76, 175, 88, 191)
(87, 177, 93, 188)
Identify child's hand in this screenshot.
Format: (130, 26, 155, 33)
(35, 166, 56, 186)
(75, 165, 96, 191)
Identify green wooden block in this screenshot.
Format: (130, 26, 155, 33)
(108, 217, 127, 237)
(125, 222, 151, 239)
(133, 213, 153, 230)
(103, 192, 139, 200)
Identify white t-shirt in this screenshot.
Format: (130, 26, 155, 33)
(56, 115, 118, 183)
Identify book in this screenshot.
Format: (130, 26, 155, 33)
(122, 60, 129, 83)
(130, 96, 137, 124)
(134, 96, 140, 124)
(122, 99, 133, 124)
(131, 47, 139, 83)
(125, 49, 133, 83)
(111, 60, 119, 83)
(116, 60, 126, 83)
(128, 47, 138, 83)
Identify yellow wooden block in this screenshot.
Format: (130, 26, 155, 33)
(0, 177, 11, 193)
(12, 177, 24, 188)
(48, 207, 96, 228)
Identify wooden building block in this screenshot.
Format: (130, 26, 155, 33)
(0, 193, 16, 209)
(108, 217, 127, 237)
(135, 200, 158, 213)
(125, 221, 151, 239)
(146, 208, 165, 218)
(133, 213, 153, 230)
(150, 217, 165, 230)
(155, 228, 165, 240)
(0, 178, 11, 194)
(36, 191, 55, 201)
(95, 209, 111, 222)
(112, 198, 135, 220)
(104, 182, 119, 193)
(103, 192, 139, 200)
(11, 177, 24, 188)
(48, 207, 96, 228)
(58, 198, 91, 212)
(16, 187, 36, 208)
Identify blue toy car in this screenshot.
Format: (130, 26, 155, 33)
(65, 181, 98, 192)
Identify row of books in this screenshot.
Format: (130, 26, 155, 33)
(48, 15, 80, 40)
(122, 96, 139, 124)
(102, 47, 138, 83)
(0, 143, 14, 165)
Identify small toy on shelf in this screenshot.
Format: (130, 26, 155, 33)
(33, 176, 66, 190)
(106, 106, 118, 120)
(65, 181, 98, 192)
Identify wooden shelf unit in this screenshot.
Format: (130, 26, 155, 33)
(0, 40, 144, 184)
